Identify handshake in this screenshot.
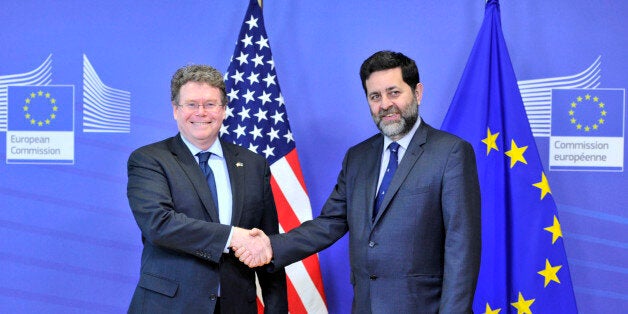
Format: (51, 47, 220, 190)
(230, 227, 273, 268)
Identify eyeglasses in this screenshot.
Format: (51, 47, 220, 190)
(177, 103, 225, 112)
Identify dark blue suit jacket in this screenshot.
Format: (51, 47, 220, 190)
(127, 134, 287, 313)
(270, 122, 481, 313)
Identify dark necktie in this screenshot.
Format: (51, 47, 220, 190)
(374, 142, 400, 220)
(197, 152, 219, 211)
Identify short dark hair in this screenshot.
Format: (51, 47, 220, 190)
(359, 50, 420, 94)
(170, 64, 227, 106)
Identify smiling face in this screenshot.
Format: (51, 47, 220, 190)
(365, 67, 423, 141)
(173, 81, 226, 150)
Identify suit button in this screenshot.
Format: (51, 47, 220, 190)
(210, 294, 217, 300)
(369, 275, 377, 280)
(368, 241, 376, 248)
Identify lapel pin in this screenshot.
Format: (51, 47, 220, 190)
(236, 162, 244, 167)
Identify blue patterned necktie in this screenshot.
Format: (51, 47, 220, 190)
(197, 152, 219, 212)
(374, 142, 400, 220)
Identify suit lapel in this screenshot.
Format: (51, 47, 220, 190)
(221, 141, 245, 226)
(364, 137, 384, 224)
(372, 123, 428, 225)
(169, 134, 220, 222)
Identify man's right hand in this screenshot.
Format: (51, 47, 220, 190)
(230, 227, 273, 268)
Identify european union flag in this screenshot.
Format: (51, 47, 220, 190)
(551, 88, 623, 137)
(8, 85, 74, 131)
(441, 1, 578, 313)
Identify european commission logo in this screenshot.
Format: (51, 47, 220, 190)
(550, 88, 624, 171)
(6, 86, 75, 164)
(1, 54, 131, 164)
(518, 56, 626, 172)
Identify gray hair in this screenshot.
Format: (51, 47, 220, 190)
(170, 64, 227, 106)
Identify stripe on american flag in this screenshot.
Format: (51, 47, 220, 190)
(270, 156, 315, 224)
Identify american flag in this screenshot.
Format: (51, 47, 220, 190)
(220, 1, 328, 313)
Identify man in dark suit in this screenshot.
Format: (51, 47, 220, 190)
(238, 51, 481, 313)
(127, 65, 287, 313)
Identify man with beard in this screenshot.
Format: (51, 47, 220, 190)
(236, 50, 481, 313)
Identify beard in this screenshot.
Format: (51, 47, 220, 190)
(372, 99, 419, 139)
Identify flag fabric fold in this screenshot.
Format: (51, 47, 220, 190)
(440, 0, 578, 313)
(221, 1, 328, 313)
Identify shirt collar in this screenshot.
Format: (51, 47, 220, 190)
(383, 116, 422, 151)
(180, 135, 224, 159)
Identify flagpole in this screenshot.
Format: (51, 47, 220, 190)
(258, 0, 263, 9)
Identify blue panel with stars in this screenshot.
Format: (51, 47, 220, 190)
(551, 88, 624, 137)
(8, 85, 74, 132)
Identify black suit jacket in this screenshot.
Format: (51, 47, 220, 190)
(127, 134, 287, 313)
(270, 122, 481, 313)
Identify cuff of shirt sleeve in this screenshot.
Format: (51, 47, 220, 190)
(224, 226, 234, 253)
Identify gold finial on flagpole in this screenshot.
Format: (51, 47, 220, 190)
(258, 0, 263, 9)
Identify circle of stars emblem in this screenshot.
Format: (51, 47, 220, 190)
(23, 90, 59, 127)
(567, 93, 606, 132)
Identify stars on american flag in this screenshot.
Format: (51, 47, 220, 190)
(221, 9, 294, 163)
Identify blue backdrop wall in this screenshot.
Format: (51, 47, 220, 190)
(1, 1, 626, 313)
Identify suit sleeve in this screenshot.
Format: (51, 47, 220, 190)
(269, 152, 351, 269)
(439, 140, 482, 313)
(127, 148, 231, 264)
(255, 161, 289, 313)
